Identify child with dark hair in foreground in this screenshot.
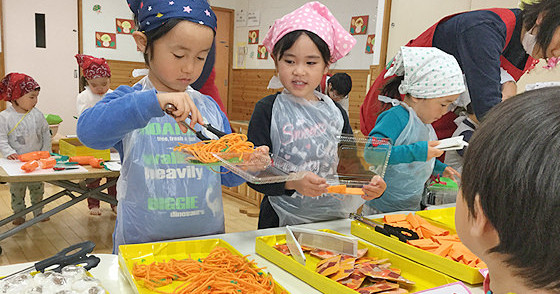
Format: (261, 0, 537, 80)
(457, 86, 560, 294)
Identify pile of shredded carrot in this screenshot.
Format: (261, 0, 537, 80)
(174, 133, 255, 163)
(131, 246, 278, 294)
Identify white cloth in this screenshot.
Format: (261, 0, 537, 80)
(0, 105, 51, 157)
(384, 46, 465, 99)
(444, 116, 477, 175)
(76, 87, 113, 116)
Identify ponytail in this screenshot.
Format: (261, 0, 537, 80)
(377, 75, 404, 115)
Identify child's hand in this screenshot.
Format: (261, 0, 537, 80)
(427, 141, 444, 160)
(443, 166, 461, 182)
(157, 92, 204, 133)
(285, 172, 328, 197)
(361, 175, 386, 200)
(7, 153, 19, 160)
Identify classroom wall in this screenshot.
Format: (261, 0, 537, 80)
(230, 0, 380, 70)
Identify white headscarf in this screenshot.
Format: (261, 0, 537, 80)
(384, 46, 465, 99)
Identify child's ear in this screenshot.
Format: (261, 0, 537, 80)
(323, 63, 331, 75)
(132, 31, 148, 53)
(470, 195, 500, 247)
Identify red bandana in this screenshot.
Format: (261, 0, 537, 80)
(75, 54, 111, 80)
(0, 73, 40, 101)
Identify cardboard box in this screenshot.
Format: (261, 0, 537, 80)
(59, 137, 110, 160)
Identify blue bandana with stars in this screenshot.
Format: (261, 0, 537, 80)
(128, 0, 217, 32)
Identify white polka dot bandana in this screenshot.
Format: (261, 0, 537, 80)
(262, 1, 356, 63)
(384, 46, 465, 98)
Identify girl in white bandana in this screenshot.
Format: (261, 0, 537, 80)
(364, 46, 464, 213)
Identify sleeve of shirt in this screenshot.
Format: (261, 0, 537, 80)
(76, 91, 88, 116)
(433, 159, 447, 176)
(0, 115, 16, 157)
(246, 95, 296, 196)
(40, 115, 52, 152)
(77, 84, 164, 150)
(455, 22, 506, 120)
(369, 107, 428, 164)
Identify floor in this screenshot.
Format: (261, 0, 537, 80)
(0, 182, 258, 265)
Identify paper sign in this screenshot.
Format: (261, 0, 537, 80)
(286, 226, 306, 265)
(414, 282, 472, 294)
(247, 11, 260, 26)
(235, 9, 247, 26)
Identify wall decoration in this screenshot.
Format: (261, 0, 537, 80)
(365, 34, 375, 54)
(116, 18, 135, 34)
(93, 4, 102, 13)
(236, 42, 248, 68)
(257, 45, 268, 60)
(247, 11, 260, 26)
(350, 15, 368, 35)
(95, 32, 116, 49)
(248, 30, 259, 44)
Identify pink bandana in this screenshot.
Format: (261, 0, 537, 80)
(0, 73, 40, 101)
(263, 1, 356, 63)
(75, 54, 111, 80)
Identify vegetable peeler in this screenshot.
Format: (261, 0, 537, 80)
(164, 103, 227, 141)
(349, 213, 419, 243)
(0, 241, 100, 280)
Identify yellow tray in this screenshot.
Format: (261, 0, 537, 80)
(416, 207, 456, 230)
(118, 239, 288, 294)
(255, 229, 456, 294)
(351, 215, 483, 284)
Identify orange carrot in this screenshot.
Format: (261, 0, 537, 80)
(89, 158, 104, 169)
(21, 160, 39, 172)
(39, 157, 57, 169)
(69, 156, 95, 165)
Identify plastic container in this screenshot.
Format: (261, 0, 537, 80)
(255, 229, 456, 294)
(422, 177, 459, 207)
(118, 239, 287, 294)
(59, 137, 110, 160)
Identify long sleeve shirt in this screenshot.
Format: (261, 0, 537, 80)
(0, 105, 51, 156)
(369, 105, 446, 175)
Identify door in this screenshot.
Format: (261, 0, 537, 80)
(386, 0, 470, 60)
(2, 0, 79, 135)
(213, 7, 233, 115)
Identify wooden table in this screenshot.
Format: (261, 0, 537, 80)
(0, 166, 120, 246)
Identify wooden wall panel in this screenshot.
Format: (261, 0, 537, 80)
(106, 59, 146, 89)
(230, 69, 369, 130)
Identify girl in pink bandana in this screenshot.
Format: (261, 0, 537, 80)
(247, 2, 386, 228)
(75, 54, 117, 216)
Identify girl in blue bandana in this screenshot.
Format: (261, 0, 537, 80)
(77, 0, 247, 252)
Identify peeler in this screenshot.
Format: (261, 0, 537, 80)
(164, 103, 227, 141)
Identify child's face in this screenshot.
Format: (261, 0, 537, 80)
(145, 20, 214, 92)
(275, 34, 329, 101)
(411, 94, 459, 124)
(87, 77, 110, 95)
(455, 190, 475, 253)
(13, 90, 39, 112)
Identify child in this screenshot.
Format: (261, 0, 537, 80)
(456, 87, 560, 294)
(326, 72, 352, 115)
(364, 47, 463, 213)
(248, 2, 386, 229)
(0, 73, 51, 225)
(444, 103, 478, 175)
(77, 0, 246, 252)
(75, 53, 117, 216)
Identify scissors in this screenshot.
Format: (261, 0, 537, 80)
(349, 213, 419, 243)
(0, 241, 100, 280)
(164, 103, 227, 141)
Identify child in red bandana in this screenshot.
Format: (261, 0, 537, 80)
(75, 54, 117, 216)
(0, 73, 51, 225)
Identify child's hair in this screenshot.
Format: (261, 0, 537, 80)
(462, 86, 560, 291)
(378, 76, 405, 114)
(521, 0, 560, 59)
(328, 73, 352, 97)
(465, 103, 473, 115)
(272, 30, 331, 65)
(133, 17, 185, 66)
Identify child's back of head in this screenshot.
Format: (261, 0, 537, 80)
(328, 73, 352, 97)
(460, 86, 560, 292)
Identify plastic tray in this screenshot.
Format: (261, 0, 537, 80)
(255, 229, 456, 294)
(337, 134, 391, 179)
(416, 207, 456, 230)
(118, 239, 288, 294)
(351, 213, 483, 284)
(214, 152, 307, 184)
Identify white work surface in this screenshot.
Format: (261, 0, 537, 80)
(0, 215, 484, 294)
(0, 158, 87, 176)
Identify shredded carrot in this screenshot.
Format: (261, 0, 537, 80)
(132, 246, 279, 294)
(174, 133, 255, 164)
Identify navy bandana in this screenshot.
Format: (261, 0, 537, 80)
(128, 0, 217, 32)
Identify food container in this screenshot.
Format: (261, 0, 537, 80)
(255, 229, 456, 294)
(59, 137, 110, 160)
